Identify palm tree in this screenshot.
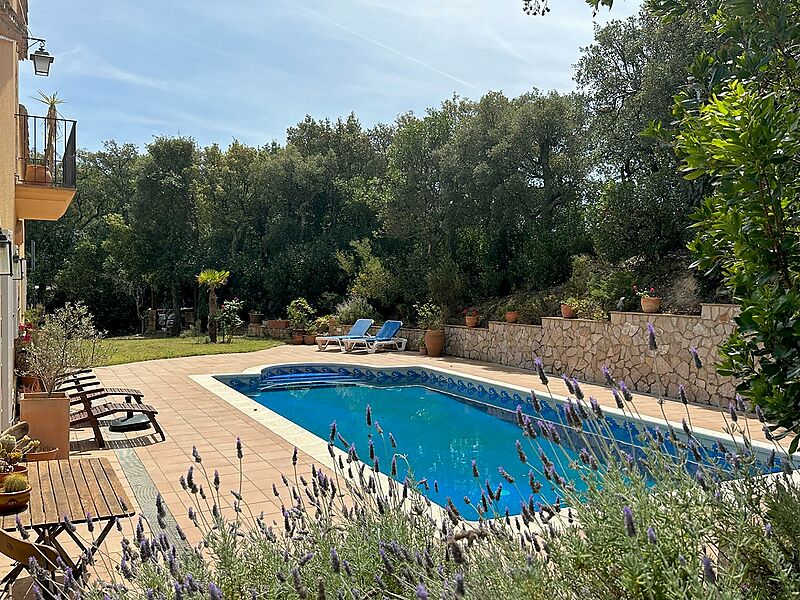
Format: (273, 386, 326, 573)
(197, 269, 230, 343)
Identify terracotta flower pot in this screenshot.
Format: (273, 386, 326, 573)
(303, 334, 317, 345)
(641, 297, 662, 314)
(249, 312, 264, 325)
(0, 465, 29, 486)
(24, 447, 58, 462)
(424, 329, 445, 358)
(292, 333, 304, 345)
(19, 392, 70, 460)
(505, 311, 519, 324)
(0, 487, 31, 514)
(465, 315, 478, 328)
(560, 304, 577, 319)
(24, 164, 52, 185)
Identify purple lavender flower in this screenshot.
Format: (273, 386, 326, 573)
(601, 366, 614, 386)
(330, 547, 341, 573)
(765, 522, 773, 538)
(589, 396, 603, 419)
(755, 405, 765, 423)
(535, 357, 548, 385)
(611, 387, 624, 409)
(728, 402, 738, 423)
(471, 459, 479, 478)
(192, 446, 202, 463)
(416, 583, 429, 600)
(622, 506, 636, 537)
(702, 555, 717, 584)
(236, 436, 243, 459)
(531, 390, 542, 413)
(515, 440, 527, 463)
(678, 384, 688, 405)
(498, 467, 515, 484)
(453, 572, 465, 596)
(299, 551, 314, 566)
(366, 404, 372, 427)
(562, 374, 575, 394)
(646, 526, 657, 544)
(571, 378, 584, 400)
(15, 515, 29, 540)
(292, 447, 298, 466)
(619, 381, 633, 403)
(213, 470, 220, 491)
(647, 323, 657, 351)
(690, 347, 703, 369)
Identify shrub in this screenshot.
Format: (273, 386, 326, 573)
(212, 298, 244, 343)
(287, 298, 315, 331)
(335, 296, 378, 325)
(26, 302, 107, 394)
(415, 302, 444, 330)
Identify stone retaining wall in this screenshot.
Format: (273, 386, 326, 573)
(247, 304, 739, 406)
(444, 304, 739, 405)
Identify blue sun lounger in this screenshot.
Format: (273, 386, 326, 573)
(315, 319, 374, 351)
(342, 320, 406, 353)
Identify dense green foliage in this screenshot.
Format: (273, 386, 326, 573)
(637, 0, 800, 446)
(27, 4, 710, 334)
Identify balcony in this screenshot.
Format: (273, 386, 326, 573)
(15, 111, 77, 221)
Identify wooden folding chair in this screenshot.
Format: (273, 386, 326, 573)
(0, 528, 60, 599)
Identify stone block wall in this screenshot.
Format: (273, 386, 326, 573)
(443, 304, 739, 406)
(246, 324, 292, 340)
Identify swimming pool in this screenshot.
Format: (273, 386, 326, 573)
(214, 364, 782, 516)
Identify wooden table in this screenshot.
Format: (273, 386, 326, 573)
(1, 458, 134, 582)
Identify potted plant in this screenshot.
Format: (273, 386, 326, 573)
(505, 305, 519, 324)
(416, 302, 445, 358)
(0, 422, 40, 485)
(14, 322, 42, 391)
(463, 307, 479, 328)
(0, 473, 31, 514)
(419, 341, 427, 356)
(23, 91, 65, 184)
(197, 269, 230, 344)
(635, 285, 662, 314)
(304, 324, 318, 345)
(288, 298, 315, 343)
(249, 309, 264, 325)
(560, 298, 578, 319)
(21, 303, 106, 459)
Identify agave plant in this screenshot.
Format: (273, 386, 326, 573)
(34, 91, 65, 175)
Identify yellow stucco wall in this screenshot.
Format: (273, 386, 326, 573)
(0, 37, 18, 232)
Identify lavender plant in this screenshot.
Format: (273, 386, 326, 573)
(45, 329, 800, 599)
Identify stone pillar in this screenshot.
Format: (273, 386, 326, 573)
(147, 308, 157, 333)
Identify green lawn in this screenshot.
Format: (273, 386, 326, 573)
(97, 335, 284, 366)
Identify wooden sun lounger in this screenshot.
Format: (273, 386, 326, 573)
(70, 398, 165, 448)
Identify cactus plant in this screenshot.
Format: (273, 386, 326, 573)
(2, 473, 29, 493)
(0, 422, 40, 473)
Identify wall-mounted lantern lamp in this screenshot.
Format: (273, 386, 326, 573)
(0, 234, 13, 276)
(26, 38, 54, 76)
(11, 254, 26, 281)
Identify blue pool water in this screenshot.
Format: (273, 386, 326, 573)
(243, 380, 581, 515)
(219, 366, 782, 517)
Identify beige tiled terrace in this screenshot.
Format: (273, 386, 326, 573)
(4, 344, 767, 595)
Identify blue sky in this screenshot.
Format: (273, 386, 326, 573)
(22, 0, 641, 151)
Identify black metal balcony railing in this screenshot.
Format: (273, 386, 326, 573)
(16, 113, 77, 189)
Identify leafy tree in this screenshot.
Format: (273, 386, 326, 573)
(129, 137, 200, 336)
(575, 6, 711, 263)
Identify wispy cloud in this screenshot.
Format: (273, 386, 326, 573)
(56, 44, 175, 92)
(287, 1, 483, 91)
